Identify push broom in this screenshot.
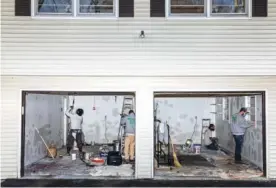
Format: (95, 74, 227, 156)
(35, 127, 55, 160)
(170, 136, 182, 168)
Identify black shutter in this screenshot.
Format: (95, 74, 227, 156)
(119, 0, 134, 17)
(150, 0, 165, 17)
(15, 0, 31, 16)
(252, 0, 267, 17)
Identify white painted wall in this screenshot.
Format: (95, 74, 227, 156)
(68, 96, 124, 144)
(25, 94, 64, 166)
(155, 98, 216, 144)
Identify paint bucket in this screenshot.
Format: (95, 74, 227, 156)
(194, 144, 201, 154)
(113, 140, 120, 152)
(85, 153, 91, 161)
(100, 152, 108, 158)
(71, 153, 77, 160)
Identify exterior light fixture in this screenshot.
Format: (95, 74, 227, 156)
(140, 30, 145, 38)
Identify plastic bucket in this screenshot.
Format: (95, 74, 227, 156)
(71, 153, 77, 160)
(85, 153, 91, 161)
(193, 144, 201, 154)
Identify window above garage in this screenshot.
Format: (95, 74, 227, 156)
(150, 0, 267, 18)
(167, 0, 251, 18)
(33, 0, 117, 17)
(15, 0, 134, 18)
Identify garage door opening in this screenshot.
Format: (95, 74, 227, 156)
(153, 91, 266, 180)
(21, 91, 136, 179)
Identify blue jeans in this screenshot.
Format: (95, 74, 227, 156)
(233, 135, 244, 161)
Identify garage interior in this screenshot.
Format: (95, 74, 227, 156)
(21, 91, 136, 178)
(153, 92, 266, 180)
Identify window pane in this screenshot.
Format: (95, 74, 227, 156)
(170, 0, 204, 14)
(250, 96, 256, 106)
(79, 0, 114, 14)
(37, 0, 72, 14)
(212, 0, 246, 14)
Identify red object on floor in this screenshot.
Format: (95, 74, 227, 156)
(91, 157, 104, 164)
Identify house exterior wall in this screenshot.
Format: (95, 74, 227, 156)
(1, 0, 276, 181)
(1, 0, 276, 76)
(1, 76, 276, 179)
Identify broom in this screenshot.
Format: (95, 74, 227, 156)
(170, 136, 182, 168)
(35, 127, 55, 160)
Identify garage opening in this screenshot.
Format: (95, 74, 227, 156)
(153, 91, 266, 180)
(21, 91, 136, 178)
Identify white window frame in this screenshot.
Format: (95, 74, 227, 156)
(222, 97, 230, 122)
(244, 95, 257, 123)
(165, 0, 252, 19)
(31, 0, 119, 19)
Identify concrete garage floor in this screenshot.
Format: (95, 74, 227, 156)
(24, 145, 134, 179)
(25, 146, 263, 180)
(155, 149, 264, 180)
(2, 148, 272, 187)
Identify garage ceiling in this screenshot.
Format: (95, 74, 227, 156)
(24, 91, 135, 96)
(154, 91, 264, 98)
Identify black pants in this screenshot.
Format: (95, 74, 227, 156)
(67, 129, 83, 153)
(233, 135, 244, 162)
(206, 138, 219, 150)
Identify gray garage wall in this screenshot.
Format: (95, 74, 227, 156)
(68, 96, 124, 144)
(216, 96, 263, 169)
(155, 97, 216, 145)
(24, 94, 64, 166)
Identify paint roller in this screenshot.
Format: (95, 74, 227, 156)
(71, 95, 75, 109)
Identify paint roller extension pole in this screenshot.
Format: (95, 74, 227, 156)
(35, 127, 55, 159)
(72, 95, 75, 107)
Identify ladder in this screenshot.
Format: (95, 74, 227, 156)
(118, 95, 135, 157)
(200, 118, 211, 146)
(154, 102, 172, 167)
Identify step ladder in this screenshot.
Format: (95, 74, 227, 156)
(200, 118, 211, 146)
(154, 102, 172, 167)
(118, 95, 135, 157)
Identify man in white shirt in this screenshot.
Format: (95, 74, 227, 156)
(204, 124, 218, 150)
(65, 106, 84, 155)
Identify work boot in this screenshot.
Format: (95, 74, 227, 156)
(78, 147, 82, 153)
(129, 159, 135, 164)
(79, 151, 84, 160)
(124, 158, 130, 164)
(67, 147, 72, 156)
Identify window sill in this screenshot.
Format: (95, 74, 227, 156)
(165, 16, 252, 20)
(31, 15, 118, 20)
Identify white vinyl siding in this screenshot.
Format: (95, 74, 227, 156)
(1, 0, 276, 180)
(1, 76, 276, 179)
(1, 0, 276, 76)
